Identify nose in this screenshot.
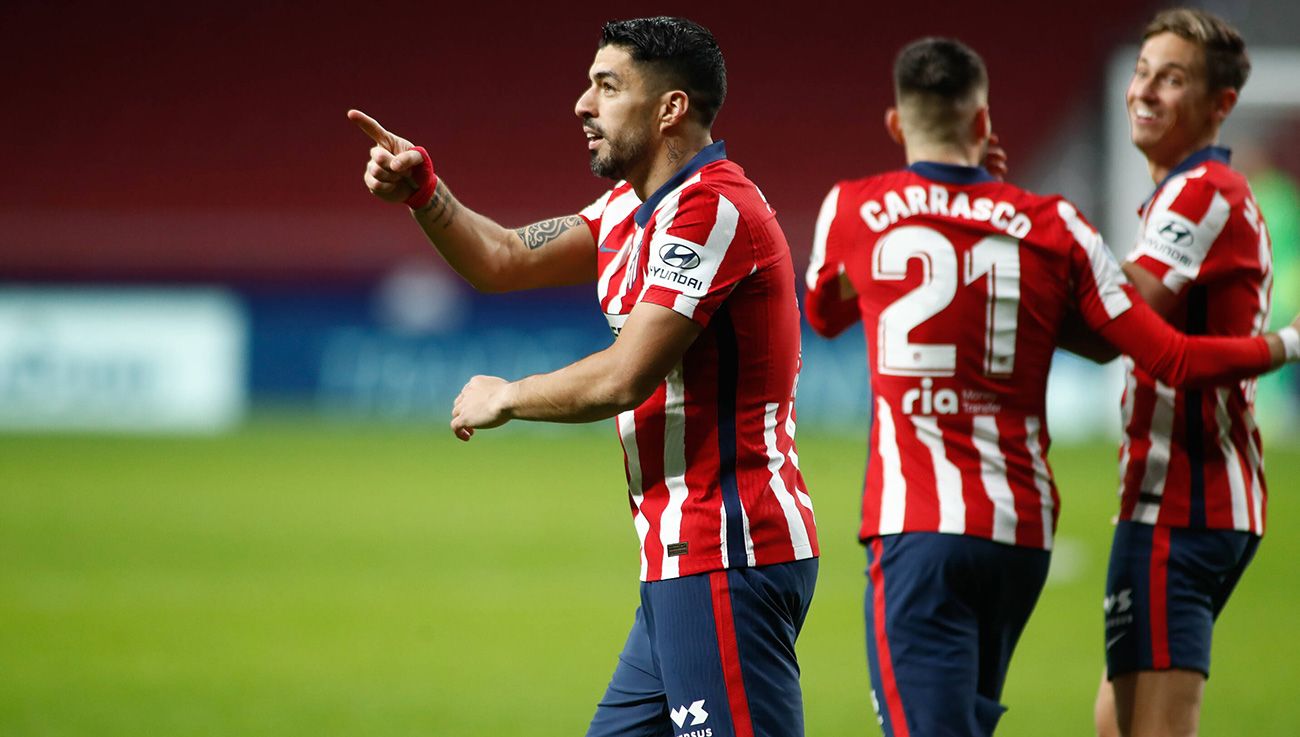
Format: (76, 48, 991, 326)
(575, 86, 595, 120)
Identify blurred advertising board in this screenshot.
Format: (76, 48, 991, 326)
(0, 288, 247, 432)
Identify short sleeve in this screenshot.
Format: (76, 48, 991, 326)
(1129, 173, 1231, 294)
(638, 185, 748, 326)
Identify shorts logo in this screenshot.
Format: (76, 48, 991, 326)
(1157, 220, 1193, 248)
(1103, 588, 1133, 614)
(659, 243, 702, 270)
(670, 699, 709, 729)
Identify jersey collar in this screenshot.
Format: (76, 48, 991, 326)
(1143, 145, 1232, 209)
(634, 141, 728, 227)
(907, 161, 997, 185)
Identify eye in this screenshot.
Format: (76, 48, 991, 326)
(601, 82, 617, 94)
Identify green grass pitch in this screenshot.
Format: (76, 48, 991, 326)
(2, 418, 1296, 735)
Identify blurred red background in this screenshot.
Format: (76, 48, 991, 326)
(2, 0, 1154, 284)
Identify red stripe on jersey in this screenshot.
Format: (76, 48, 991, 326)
(869, 539, 911, 737)
(709, 571, 756, 737)
(1149, 526, 1171, 670)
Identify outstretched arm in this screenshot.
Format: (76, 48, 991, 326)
(348, 109, 596, 292)
(1097, 291, 1298, 387)
(449, 302, 702, 440)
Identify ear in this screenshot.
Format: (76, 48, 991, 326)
(1211, 87, 1238, 126)
(659, 90, 691, 131)
(971, 105, 992, 145)
(885, 108, 905, 145)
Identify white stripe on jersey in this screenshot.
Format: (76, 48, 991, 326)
(740, 490, 757, 567)
(607, 230, 644, 315)
(1025, 416, 1055, 551)
(1242, 407, 1265, 534)
(1118, 357, 1138, 500)
(659, 365, 690, 580)
(763, 402, 813, 553)
(1213, 387, 1250, 529)
(597, 187, 641, 247)
(618, 409, 650, 580)
(807, 185, 842, 289)
(971, 416, 1017, 545)
(911, 415, 965, 534)
(875, 397, 907, 535)
(718, 502, 729, 569)
(1133, 382, 1177, 524)
(1057, 201, 1132, 319)
(785, 375, 814, 515)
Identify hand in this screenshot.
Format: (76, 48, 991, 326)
(450, 375, 514, 441)
(984, 132, 1008, 180)
(347, 109, 428, 204)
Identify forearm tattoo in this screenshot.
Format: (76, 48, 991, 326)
(515, 215, 585, 250)
(416, 180, 460, 229)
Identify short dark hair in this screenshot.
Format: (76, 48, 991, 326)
(599, 17, 727, 128)
(1143, 7, 1250, 92)
(893, 37, 989, 143)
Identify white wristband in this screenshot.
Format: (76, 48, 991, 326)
(1279, 326, 1300, 363)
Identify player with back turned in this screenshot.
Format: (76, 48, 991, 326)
(1093, 9, 1283, 737)
(803, 37, 1300, 737)
(349, 17, 818, 737)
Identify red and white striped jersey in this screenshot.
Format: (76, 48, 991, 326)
(804, 162, 1275, 551)
(578, 142, 818, 581)
(1119, 147, 1273, 534)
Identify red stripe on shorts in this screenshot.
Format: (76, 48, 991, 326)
(1149, 525, 1171, 669)
(869, 538, 911, 737)
(709, 570, 755, 737)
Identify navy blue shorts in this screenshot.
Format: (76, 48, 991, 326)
(864, 533, 1049, 737)
(586, 558, 818, 737)
(1103, 521, 1258, 678)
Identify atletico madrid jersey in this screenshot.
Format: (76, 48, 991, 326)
(805, 162, 1275, 550)
(1119, 147, 1273, 534)
(578, 142, 818, 581)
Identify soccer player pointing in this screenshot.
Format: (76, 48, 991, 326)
(353, 17, 818, 737)
(804, 37, 1299, 737)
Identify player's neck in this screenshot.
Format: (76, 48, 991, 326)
(1145, 130, 1222, 183)
(904, 142, 982, 168)
(631, 133, 713, 201)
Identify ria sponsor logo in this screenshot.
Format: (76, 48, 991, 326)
(659, 243, 702, 269)
(902, 378, 958, 415)
(670, 700, 709, 732)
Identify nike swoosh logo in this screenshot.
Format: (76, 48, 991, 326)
(598, 246, 619, 253)
(1105, 633, 1126, 650)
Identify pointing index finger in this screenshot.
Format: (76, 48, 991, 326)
(347, 109, 395, 152)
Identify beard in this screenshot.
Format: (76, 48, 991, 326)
(589, 123, 651, 180)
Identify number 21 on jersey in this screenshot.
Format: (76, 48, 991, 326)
(873, 225, 1021, 378)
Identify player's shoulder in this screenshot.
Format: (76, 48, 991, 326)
(1153, 160, 1249, 212)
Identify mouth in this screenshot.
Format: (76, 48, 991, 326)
(584, 128, 604, 151)
(1131, 107, 1159, 125)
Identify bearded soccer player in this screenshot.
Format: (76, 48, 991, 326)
(803, 37, 1299, 737)
(1091, 10, 1285, 737)
(349, 17, 817, 737)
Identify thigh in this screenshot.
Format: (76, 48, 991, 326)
(864, 534, 1046, 737)
(587, 607, 673, 737)
(647, 559, 818, 737)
